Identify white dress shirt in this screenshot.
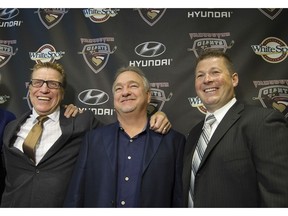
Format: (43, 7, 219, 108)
(14, 107, 62, 165)
(205, 97, 237, 138)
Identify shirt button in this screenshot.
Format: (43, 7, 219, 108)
(121, 201, 125, 206)
(125, 177, 129, 181)
(128, 156, 131, 160)
(130, 139, 133, 142)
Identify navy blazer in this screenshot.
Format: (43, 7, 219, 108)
(183, 101, 288, 207)
(1, 108, 102, 207)
(64, 121, 186, 207)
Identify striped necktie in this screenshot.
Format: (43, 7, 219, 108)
(188, 114, 216, 207)
(23, 115, 48, 162)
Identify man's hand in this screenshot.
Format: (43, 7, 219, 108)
(63, 104, 82, 118)
(149, 111, 171, 134)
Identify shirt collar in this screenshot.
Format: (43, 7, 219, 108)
(206, 97, 237, 123)
(118, 119, 149, 134)
(31, 106, 60, 122)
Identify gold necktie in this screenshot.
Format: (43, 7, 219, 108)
(23, 115, 49, 162)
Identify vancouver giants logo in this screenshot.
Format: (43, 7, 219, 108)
(0, 41, 18, 68)
(136, 8, 166, 26)
(258, 9, 282, 20)
(253, 85, 288, 119)
(148, 88, 173, 115)
(79, 37, 117, 74)
(35, 9, 68, 29)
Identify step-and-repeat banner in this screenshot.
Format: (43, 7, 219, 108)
(0, 8, 287, 135)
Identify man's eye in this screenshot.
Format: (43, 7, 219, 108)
(196, 74, 204, 78)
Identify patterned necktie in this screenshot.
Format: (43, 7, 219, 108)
(23, 115, 49, 162)
(188, 114, 216, 207)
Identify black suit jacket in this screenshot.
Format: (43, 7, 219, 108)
(183, 101, 288, 207)
(1, 108, 102, 207)
(64, 122, 186, 207)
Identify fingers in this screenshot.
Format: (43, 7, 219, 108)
(161, 121, 171, 134)
(151, 119, 172, 134)
(64, 104, 81, 118)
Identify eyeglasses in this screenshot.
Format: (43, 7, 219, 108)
(30, 79, 63, 89)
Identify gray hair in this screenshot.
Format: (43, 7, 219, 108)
(112, 66, 150, 92)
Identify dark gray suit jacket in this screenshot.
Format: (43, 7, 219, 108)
(1, 108, 102, 207)
(183, 101, 288, 207)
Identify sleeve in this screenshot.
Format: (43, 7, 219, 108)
(252, 110, 288, 206)
(64, 132, 90, 207)
(172, 132, 186, 207)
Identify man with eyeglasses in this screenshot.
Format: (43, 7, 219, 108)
(1, 62, 171, 207)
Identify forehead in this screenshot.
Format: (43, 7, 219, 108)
(115, 71, 142, 84)
(196, 57, 225, 71)
(32, 67, 62, 79)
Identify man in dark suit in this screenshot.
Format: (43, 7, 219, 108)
(183, 50, 288, 207)
(1, 62, 170, 207)
(64, 66, 186, 207)
(0, 108, 15, 203)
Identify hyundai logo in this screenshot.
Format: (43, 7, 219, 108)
(78, 89, 109, 105)
(135, 41, 166, 57)
(0, 9, 19, 20)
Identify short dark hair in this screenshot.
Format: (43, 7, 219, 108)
(195, 50, 235, 75)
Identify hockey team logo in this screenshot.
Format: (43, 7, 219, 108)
(136, 8, 166, 26)
(147, 88, 172, 115)
(29, 44, 65, 63)
(253, 85, 288, 119)
(0, 40, 18, 68)
(258, 8, 282, 20)
(188, 96, 207, 114)
(251, 37, 288, 63)
(35, 9, 68, 29)
(23, 81, 32, 109)
(188, 32, 234, 58)
(83, 8, 119, 23)
(79, 37, 117, 74)
(78, 89, 109, 105)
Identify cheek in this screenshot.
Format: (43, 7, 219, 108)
(195, 82, 202, 92)
(28, 88, 36, 98)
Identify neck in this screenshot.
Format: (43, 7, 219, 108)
(118, 113, 148, 138)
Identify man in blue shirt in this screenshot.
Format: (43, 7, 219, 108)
(64, 66, 186, 207)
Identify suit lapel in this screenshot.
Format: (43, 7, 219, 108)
(5, 112, 30, 149)
(142, 130, 163, 174)
(104, 123, 119, 174)
(199, 102, 244, 169)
